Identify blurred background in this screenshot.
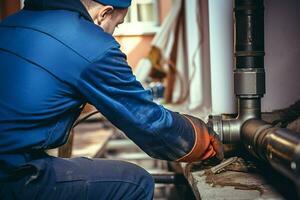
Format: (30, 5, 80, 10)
(1, 0, 300, 199)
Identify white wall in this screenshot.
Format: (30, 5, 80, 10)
(262, 0, 300, 112)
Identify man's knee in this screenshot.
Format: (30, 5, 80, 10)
(118, 161, 155, 198)
(141, 171, 155, 200)
(71, 158, 154, 199)
(82, 159, 154, 199)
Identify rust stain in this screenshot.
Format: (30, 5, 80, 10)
(204, 170, 264, 195)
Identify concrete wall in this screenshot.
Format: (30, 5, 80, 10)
(262, 0, 300, 112)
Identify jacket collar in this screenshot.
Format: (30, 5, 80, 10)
(24, 0, 93, 22)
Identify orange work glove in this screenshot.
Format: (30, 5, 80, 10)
(176, 114, 224, 162)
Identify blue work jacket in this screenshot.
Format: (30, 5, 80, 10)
(0, 1, 195, 179)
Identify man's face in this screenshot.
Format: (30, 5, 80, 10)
(94, 7, 128, 34)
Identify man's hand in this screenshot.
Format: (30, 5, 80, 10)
(176, 114, 224, 162)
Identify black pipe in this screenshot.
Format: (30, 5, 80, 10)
(235, 0, 265, 70)
(242, 120, 300, 188)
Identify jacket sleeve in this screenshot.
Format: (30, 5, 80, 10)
(77, 45, 203, 161)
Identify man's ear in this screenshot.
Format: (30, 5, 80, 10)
(95, 5, 114, 25)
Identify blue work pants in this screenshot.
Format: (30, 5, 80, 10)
(0, 156, 154, 200)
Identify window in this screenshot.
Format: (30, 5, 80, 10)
(114, 0, 160, 36)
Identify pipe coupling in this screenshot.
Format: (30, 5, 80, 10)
(234, 68, 265, 97)
(208, 115, 242, 144)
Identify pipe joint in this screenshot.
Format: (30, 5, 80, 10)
(208, 98, 261, 144)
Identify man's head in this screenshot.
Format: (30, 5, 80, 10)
(81, 0, 130, 34)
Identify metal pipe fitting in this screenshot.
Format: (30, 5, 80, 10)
(208, 98, 261, 143)
(234, 68, 265, 98)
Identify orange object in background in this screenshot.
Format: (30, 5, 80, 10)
(0, 0, 21, 19)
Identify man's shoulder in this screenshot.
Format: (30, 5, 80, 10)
(1, 9, 118, 62)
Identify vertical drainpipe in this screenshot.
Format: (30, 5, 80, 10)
(208, 0, 265, 144)
(208, 0, 236, 116)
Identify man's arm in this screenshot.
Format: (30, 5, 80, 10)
(77, 45, 222, 162)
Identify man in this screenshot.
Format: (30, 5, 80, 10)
(0, 0, 223, 199)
